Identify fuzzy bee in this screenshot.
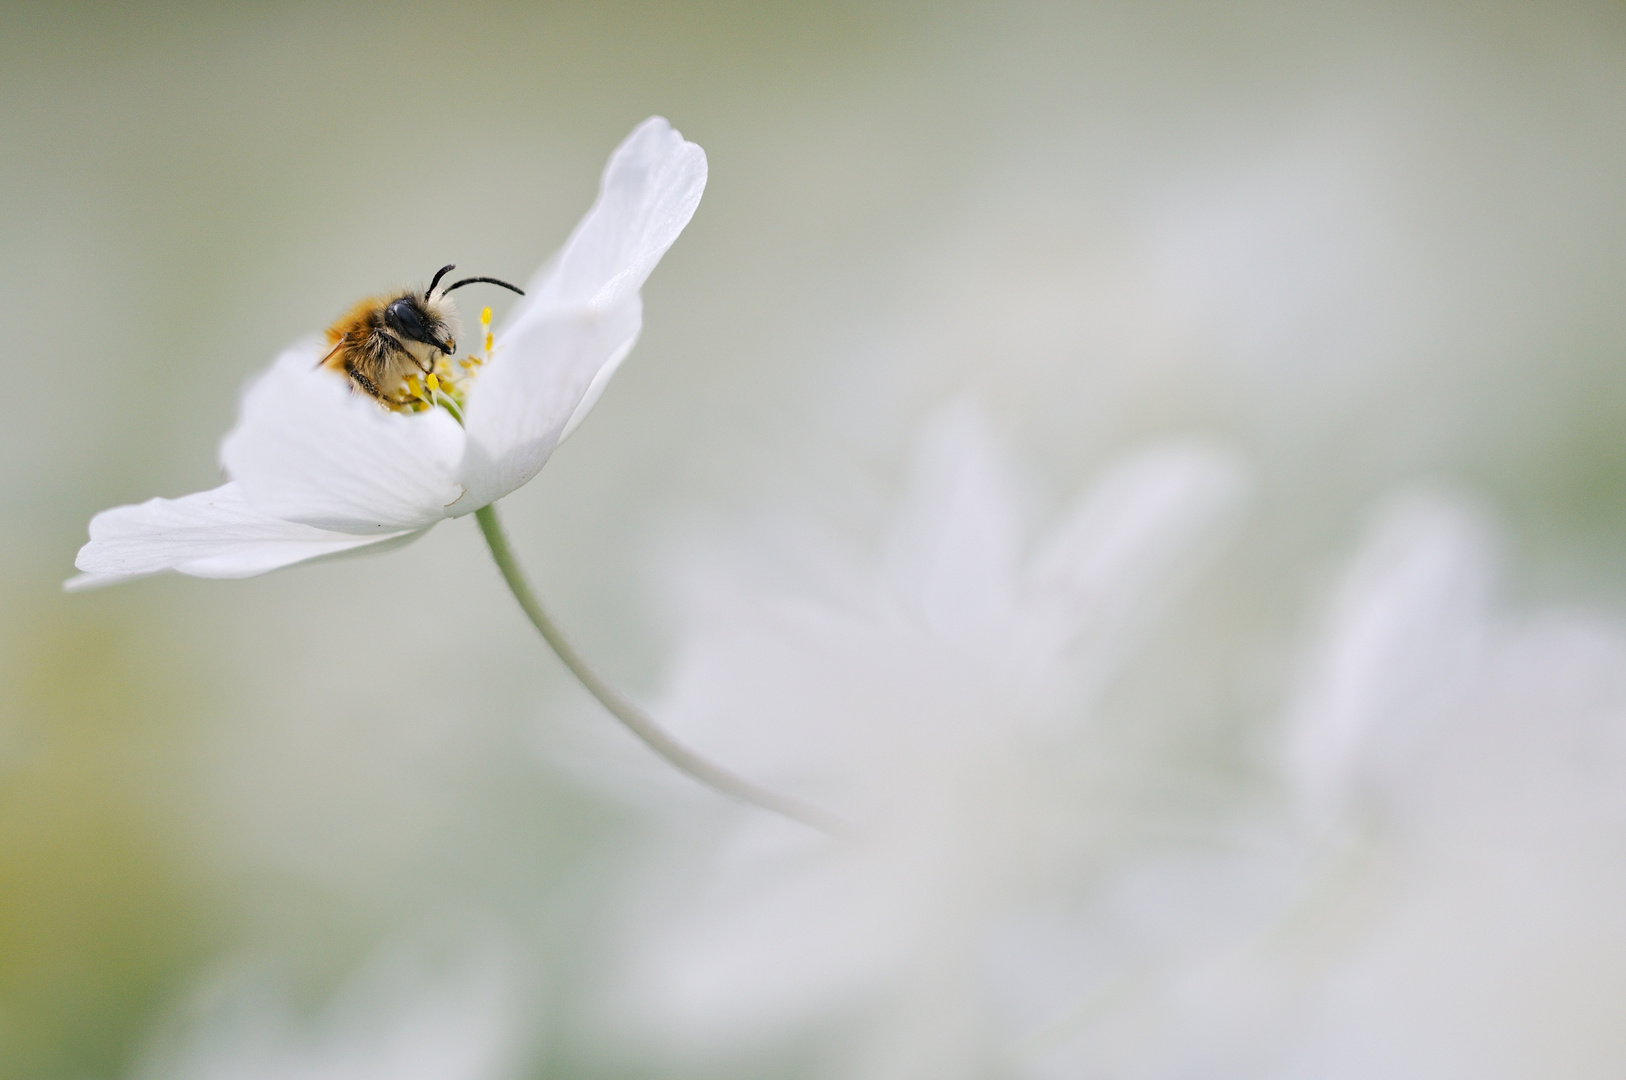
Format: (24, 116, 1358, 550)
(319, 263, 523, 405)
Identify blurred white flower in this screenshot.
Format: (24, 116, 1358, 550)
(1263, 497, 1626, 1079)
(602, 403, 1247, 1077)
(591, 401, 1626, 1079)
(68, 117, 705, 590)
(1012, 496, 1626, 1080)
(135, 942, 521, 1080)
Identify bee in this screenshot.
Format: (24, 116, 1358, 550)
(319, 263, 524, 405)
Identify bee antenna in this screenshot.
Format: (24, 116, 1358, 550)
(426, 264, 457, 295)
(445, 276, 525, 297)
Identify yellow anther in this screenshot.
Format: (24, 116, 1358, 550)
(404, 374, 422, 397)
(426, 372, 441, 393)
(484, 332, 494, 354)
(480, 306, 492, 327)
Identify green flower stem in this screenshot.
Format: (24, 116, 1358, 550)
(475, 502, 853, 839)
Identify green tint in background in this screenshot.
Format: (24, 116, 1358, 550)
(2, 1, 1624, 1077)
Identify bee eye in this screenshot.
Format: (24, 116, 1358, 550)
(383, 298, 430, 343)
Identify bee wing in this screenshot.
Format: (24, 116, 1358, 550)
(317, 333, 349, 368)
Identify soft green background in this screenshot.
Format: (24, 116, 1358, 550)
(2, 1, 1624, 1076)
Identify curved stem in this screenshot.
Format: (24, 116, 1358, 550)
(475, 503, 853, 839)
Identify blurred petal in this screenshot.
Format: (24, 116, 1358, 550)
(66, 482, 423, 589)
(220, 343, 467, 533)
(1283, 494, 1497, 825)
(458, 118, 706, 502)
(883, 401, 1029, 640)
(1027, 441, 1247, 664)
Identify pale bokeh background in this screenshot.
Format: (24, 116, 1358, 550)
(2, 2, 1624, 1077)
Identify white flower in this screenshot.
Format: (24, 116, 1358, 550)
(600, 404, 1246, 1077)
(68, 117, 706, 590)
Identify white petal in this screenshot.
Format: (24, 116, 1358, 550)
(458, 118, 706, 503)
(505, 116, 707, 328)
(458, 298, 641, 511)
(66, 482, 425, 590)
(1283, 495, 1497, 826)
(557, 327, 636, 443)
(220, 342, 467, 533)
(883, 402, 1029, 641)
(1028, 440, 1248, 657)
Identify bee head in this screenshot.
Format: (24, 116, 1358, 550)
(382, 264, 524, 359)
(384, 294, 456, 356)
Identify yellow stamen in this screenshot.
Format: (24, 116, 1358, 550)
(480, 306, 492, 327)
(404, 374, 423, 398)
(426, 372, 441, 394)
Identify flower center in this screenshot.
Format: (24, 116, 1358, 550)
(398, 305, 495, 423)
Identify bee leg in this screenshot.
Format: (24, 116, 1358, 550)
(344, 364, 387, 402)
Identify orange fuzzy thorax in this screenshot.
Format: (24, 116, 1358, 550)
(316, 290, 491, 416)
(322, 296, 392, 354)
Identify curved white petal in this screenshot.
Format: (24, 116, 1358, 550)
(458, 117, 706, 503)
(1283, 495, 1497, 827)
(1030, 440, 1248, 643)
(458, 297, 641, 512)
(66, 482, 425, 590)
(986, 438, 1248, 710)
(557, 325, 637, 444)
(505, 116, 707, 329)
(220, 343, 466, 533)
